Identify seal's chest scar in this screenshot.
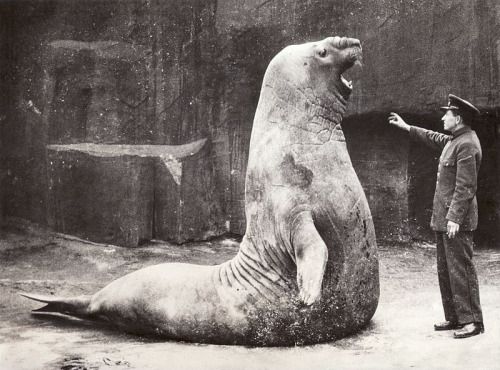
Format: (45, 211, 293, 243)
(279, 154, 314, 189)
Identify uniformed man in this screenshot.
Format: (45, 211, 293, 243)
(388, 94, 484, 339)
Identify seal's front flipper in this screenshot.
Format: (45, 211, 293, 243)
(20, 292, 92, 317)
(291, 211, 328, 306)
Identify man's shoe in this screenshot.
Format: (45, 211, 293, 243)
(434, 321, 463, 331)
(453, 322, 484, 339)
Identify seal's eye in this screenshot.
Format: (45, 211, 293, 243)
(318, 48, 327, 58)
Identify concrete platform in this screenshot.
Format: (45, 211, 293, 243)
(0, 219, 499, 370)
(46, 140, 226, 246)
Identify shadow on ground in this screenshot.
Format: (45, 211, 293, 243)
(0, 219, 499, 370)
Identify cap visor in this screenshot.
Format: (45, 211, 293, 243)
(440, 106, 460, 111)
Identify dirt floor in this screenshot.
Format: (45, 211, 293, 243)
(0, 219, 499, 370)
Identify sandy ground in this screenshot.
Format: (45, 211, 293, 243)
(0, 219, 499, 370)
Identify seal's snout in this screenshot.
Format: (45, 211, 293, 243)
(330, 36, 361, 50)
(351, 46, 363, 67)
(329, 36, 363, 68)
(346, 38, 361, 49)
(325, 36, 363, 95)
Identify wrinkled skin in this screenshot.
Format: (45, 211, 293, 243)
(23, 37, 379, 346)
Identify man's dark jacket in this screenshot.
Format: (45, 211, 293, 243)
(409, 126, 482, 231)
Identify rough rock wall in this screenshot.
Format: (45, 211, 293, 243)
(347, 0, 500, 113)
(343, 114, 410, 242)
(0, 7, 7, 227)
(1, 0, 499, 245)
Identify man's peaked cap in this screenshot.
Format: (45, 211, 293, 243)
(440, 94, 480, 118)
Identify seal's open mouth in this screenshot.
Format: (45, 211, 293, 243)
(335, 38, 362, 92)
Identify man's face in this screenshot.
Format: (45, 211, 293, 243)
(441, 110, 459, 132)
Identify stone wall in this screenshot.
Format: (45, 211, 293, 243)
(1, 0, 499, 246)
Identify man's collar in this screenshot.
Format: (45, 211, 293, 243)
(452, 126, 471, 138)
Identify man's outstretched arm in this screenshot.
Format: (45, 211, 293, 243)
(388, 112, 451, 151)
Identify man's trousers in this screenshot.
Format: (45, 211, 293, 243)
(436, 231, 483, 324)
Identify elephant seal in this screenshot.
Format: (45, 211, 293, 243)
(22, 36, 379, 346)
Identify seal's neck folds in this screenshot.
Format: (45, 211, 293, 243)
(255, 79, 348, 141)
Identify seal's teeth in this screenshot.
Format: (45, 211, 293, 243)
(341, 75, 353, 90)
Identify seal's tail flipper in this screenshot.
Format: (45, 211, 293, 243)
(20, 292, 92, 317)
